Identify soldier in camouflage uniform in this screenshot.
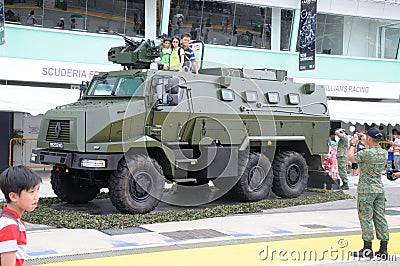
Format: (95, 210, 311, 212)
(335, 128, 349, 190)
(348, 127, 389, 259)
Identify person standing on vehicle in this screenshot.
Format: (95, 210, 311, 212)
(348, 127, 389, 258)
(169, 36, 184, 71)
(335, 128, 349, 190)
(180, 32, 199, 74)
(159, 37, 172, 70)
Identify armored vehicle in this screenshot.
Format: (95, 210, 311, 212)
(31, 37, 333, 214)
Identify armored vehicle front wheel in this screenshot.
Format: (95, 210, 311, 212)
(109, 155, 165, 214)
(50, 167, 101, 203)
(272, 151, 309, 198)
(231, 152, 274, 201)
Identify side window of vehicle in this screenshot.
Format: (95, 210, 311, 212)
(153, 75, 186, 106)
(165, 76, 186, 106)
(116, 77, 144, 96)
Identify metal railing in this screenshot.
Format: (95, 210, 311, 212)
(9, 138, 51, 169)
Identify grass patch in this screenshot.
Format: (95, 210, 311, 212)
(23, 190, 353, 230)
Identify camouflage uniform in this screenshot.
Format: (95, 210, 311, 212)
(354, 145, 389, 241)
(336, 133, 348, 183)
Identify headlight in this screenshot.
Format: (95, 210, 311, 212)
(30, 153, 37, 162)
(81, 159, 106, 168)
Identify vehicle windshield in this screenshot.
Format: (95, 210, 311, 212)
(86, 76, 144, 97)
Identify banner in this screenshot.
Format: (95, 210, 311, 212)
(293, 77, 400, 100)
(0, 57, 121, 84)
(0, 0, 4, 46)
(298, 0, 317, 71)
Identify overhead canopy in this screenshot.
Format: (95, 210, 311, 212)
(0, 85, 80, 116)
(327, 100, 400, 125)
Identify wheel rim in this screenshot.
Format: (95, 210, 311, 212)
(248, 165, 266, 191)
(129, 171, 152, 201)
(286, 163, 301, 188)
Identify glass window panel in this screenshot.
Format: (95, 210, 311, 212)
(280, 9, 294, 51)
(380, 23, 400, 59)
(234, 4, 271, 49)
(125, 0, 145, 37)
(23, 1, 145, 35)
(168, 1, 273, 49)
(316, 13, 400, 59)
(316, 14, 344, 56)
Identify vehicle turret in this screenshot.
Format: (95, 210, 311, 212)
(107, 33, 161, 69)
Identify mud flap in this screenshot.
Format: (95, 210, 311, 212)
(307, 170, 336, 189)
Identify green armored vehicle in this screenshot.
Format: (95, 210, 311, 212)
(31, 37, 333, 214)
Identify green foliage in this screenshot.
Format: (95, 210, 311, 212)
(23, 190, 353, 230)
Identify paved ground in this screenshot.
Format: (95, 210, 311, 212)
(8, 171, 399, 265)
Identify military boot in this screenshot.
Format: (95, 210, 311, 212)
(352, 240, 373, 258)
(340, 182, 349, 190)
(375, 240, 388, 259)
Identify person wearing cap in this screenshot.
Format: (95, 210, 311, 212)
(335, 128, 349, 190)
(348, 127, 389, 259)
(158, 33, 167, 42)
(57, 18, 65, 29)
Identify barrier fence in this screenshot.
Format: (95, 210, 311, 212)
(9, 138, 51, 169)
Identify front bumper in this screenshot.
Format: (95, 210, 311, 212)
(30, 149, 123, 170)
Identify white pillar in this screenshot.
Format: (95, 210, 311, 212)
(145, 0, 157, 40)
(160, 0, 171, 36)
(271, 8, 281, 51)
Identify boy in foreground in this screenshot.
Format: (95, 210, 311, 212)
(0, 166, 42, 266)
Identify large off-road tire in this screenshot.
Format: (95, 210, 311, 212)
(109, 155, 165, 214)
(230, 152, 274, 201)
(272, 151, 309, 198)
(50, 167, 101, 203)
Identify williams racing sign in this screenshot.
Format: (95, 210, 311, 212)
(298, 0, 317, 71)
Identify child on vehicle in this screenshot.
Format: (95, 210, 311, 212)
(159, 37, 172, 70)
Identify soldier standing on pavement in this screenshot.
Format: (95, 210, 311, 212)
(348, 127, 389, 259)
(335, 128, 349, 190)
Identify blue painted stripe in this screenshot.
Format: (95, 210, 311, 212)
(231, 233, 254, 237)
(271, 229, 292, 234)
(28, 250, 57, 256)
(112, 242, 139, 247)
(330, 226, 349, 230)
(165, 238, 180, 243)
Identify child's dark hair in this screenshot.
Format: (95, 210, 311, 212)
(0, 165, 42, 202)
(163, 37, 172, 43)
